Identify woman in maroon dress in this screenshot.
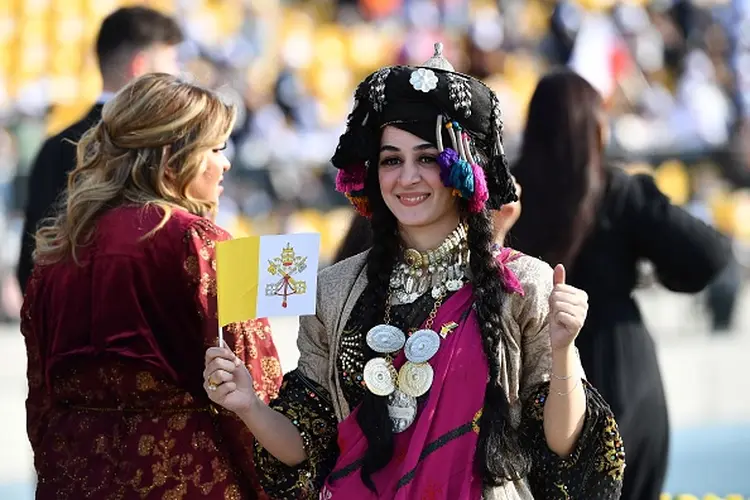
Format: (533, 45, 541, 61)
(21, 73, 282, 499)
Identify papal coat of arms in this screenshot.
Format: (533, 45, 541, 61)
(265, 243, 308, 308)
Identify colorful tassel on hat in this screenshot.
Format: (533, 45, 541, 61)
(335, 162, 366, 194)
(437, 148, 459, 185)
(448, 159, 474, 200)
(345, 192, 372, 218)
(468, 162, 489, 213)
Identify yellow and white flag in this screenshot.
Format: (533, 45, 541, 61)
(216, 232, 320, 328)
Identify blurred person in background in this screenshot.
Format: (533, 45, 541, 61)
(510, 69, 732, 500)
(684, 169, 742, 332)
(17, 6, 184, 294)
(21, 74, 281, 499)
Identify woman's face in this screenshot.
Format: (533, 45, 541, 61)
(186, 143, 230, 204)
(378, 126, 459, 237)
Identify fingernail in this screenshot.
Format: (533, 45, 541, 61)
(234, 357, 241, 366)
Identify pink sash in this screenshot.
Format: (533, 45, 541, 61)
(321, 284, 487, 499)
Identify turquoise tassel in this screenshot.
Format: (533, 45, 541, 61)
(448, 159, 475, 199)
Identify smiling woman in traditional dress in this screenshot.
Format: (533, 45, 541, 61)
(204, 45, 625, 499)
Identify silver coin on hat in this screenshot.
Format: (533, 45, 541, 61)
(366, 324, 406, 353)
(363, 357, 396, 396)
(398, 361, 434, 398)
(404, 329, 441, 363)
(388, 389, 418, 433)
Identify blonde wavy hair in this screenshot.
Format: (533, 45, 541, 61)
(34, 73, 236, 265)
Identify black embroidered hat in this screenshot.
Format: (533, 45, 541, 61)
(331, 43, 517, 217)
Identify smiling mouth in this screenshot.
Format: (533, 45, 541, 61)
(397, 193, 430, 206)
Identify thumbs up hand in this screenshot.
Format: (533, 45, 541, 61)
(548, 264, 589, 352)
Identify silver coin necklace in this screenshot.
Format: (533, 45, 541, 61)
(363, 291, 448, 433)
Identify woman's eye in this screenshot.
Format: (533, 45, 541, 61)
(379, 157, 401, 167)
(213, 143, 227, 153)
(420, 155, 437, 164)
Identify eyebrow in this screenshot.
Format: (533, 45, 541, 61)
(379, 143, 436, 153)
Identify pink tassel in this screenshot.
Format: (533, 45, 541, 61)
(468, 163, 489, 213)
(496, 247, 525, 296)
(335, 162, 366, 193)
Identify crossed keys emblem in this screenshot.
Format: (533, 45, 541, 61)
(265, 243, 308, 308)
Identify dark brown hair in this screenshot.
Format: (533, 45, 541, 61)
(510, 69, 606, 269)
(96, 6, 183, 73)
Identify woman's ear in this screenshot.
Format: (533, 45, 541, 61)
(161, 145, 175, 180)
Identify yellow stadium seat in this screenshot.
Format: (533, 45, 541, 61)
(148, 0, 177, 14)
(52, 17, 87, 44)
(730, 191, 750, 242)
(325, 208, 358, 257)
(345, 26, 392, 72)
(17, 16, 47, 44)
(18, 44, 49, 79)
(709, 191, 735, 236)
(46, 101, 95, 135)
(312, 25, 347, 67)
(0, 1, 13, 15)
(52, 0, 83, 15)
(0, 15, 15, 44)
(78, 65, 103, 101)
(47, 76, 81, 105)
(623, 162, 655, 176)
(0, 43, 11, 76)
(21, 0, 53, 16)
(213, 1, 243, 37)
(84, 0, 121, 19)
(520, 1, 553, 40)
(51, 46, 84, 75)
(654, 160, 690, 206)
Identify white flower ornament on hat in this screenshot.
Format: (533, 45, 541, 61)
(410, 68, 439, 93)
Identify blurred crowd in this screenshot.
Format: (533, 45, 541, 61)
(1, 0, 750, 320)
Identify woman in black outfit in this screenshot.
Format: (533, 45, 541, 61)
(510, 70, 732, 500)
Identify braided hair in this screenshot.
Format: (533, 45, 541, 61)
(354, 140, 530, 494)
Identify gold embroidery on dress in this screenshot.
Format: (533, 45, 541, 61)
(183, 255, 199, 279)
(472, 408, 482, 434)
(137, 372, 158, 392)
(262, 357, 282, 379)
(595, 415, 626, 481)
(200, 272, 217, 297)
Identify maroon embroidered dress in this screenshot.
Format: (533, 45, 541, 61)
(21, 205, 282, 500)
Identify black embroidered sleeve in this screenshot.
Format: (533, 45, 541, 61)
(253, 370, 339, 500)
(520, 381, 625, 499)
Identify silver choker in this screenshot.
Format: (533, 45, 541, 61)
(389, 224, 469, 305)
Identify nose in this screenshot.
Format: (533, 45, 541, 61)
(398, 160, 421, 186)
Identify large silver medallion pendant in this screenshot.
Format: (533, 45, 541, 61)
(398, 361, 434, 398)
(363, 358, 396, 396)
(404, 329, 441, 363)
(388, 389, 418, 433)
(366, 324, 406, 353)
